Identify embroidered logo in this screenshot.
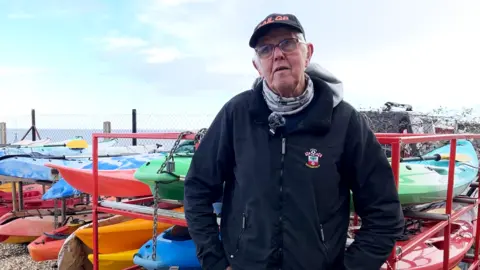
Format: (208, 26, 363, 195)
(305, 148, 322, 168)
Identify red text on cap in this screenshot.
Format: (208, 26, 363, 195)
(257, 15, 290, 29)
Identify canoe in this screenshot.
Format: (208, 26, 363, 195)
(27, 212, 112, 262)
(133, 225, 201, 269)
(134, 153, 192, 201)
(87, 249, 138, 270)
(379, 206, 475, 270)
(75, 207, 183, 254)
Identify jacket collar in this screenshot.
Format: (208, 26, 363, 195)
(248, 76, 335, 134)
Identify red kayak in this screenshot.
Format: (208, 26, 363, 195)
(28, 212, 111, 262)
(379, 207, 475, 270)
(0, 184, 45, 202)
(45, 163, 152, 197)
(0, 197, 84, 219)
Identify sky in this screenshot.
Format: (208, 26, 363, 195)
(0, 0, 479, 129)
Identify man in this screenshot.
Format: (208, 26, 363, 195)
(184, 13, 404, 270)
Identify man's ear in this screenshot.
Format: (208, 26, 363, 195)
(305, 43, 314, 67)
(252, 58, 263, 77)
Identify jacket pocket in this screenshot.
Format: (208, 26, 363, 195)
(226, 211, 248, 260)
(319, 223, 332, 266)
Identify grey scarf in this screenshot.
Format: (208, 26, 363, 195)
(261, 74, 314, 115)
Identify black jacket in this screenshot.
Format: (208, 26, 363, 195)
(184, 64, 405, 270)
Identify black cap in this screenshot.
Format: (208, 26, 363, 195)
(249, 13, 305, 48)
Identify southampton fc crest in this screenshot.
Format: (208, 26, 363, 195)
(305, 148, 322, 168)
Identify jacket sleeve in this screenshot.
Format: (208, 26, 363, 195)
(343, 109, 405, 270)
(184, 103, 234, 270)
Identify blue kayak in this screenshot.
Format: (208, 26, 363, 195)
(133, 226, 202, 270)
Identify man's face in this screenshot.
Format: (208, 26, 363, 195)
(253, 27, 313, 96)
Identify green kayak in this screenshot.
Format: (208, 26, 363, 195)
(134, 140, 479, 208)
(134, 153, 192, 201)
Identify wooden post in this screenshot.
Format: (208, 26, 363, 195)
(0, 122, 6, 144)
(103, 121, 111, 133)
(103, 121, 111, 140)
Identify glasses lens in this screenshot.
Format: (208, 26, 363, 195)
(256, 45, 272, 58)
(279, 39, 298, 52)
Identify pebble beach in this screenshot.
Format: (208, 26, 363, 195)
(0, 243, 57, 270)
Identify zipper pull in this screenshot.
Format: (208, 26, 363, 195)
(320, 224, 325, 242)
(282, 138, 286, 155)
(242, 213, 246, 229)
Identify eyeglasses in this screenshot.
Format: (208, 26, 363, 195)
(255, 38, 304, 59)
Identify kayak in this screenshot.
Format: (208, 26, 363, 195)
(0, 215, 58, 244)
(0, 196, 84, 218)
(388, 139, 478, 206)
(379, 206, 475, 270)
(133, 225, 201, 269)
(0, 137, 118, 157)
(134, 140, 479, 206)
(27, 212, 112, 262)
(42, 152, 165, 200)
(45, 165, 151, 197)
(43, 153, 166, 198)
(75, 207, 183, 254)
(134, 153, 192, 201)
(0, 183, 45, 202)
(87, 249, 138, 270)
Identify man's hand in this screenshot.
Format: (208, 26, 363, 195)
(226, 266, 232, 270)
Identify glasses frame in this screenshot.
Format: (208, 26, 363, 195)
(254, 37, 306, 59)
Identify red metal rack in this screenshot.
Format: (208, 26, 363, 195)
(88, 132, 480, 270)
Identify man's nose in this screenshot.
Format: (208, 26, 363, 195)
(273, 46, 286, 61)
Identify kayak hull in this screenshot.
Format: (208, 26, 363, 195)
(380, 207, 475, 270)
(133, 226, 201, 269)
(87, 249, 138, 270)
(28, 224, 83, 261)
(134, 155, 192, 201)
(75, 212, 181, 254)
(45, 164, 152, 197)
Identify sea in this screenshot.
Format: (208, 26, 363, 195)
(4, 128, 188, 149)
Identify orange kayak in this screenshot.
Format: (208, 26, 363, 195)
(28, 222, 81, 261)
(45, 163, 151, 197)
(28, 213, 112, 262)
(76, 207, 184, 254)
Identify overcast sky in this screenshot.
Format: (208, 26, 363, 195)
(1, 0, 479, 129)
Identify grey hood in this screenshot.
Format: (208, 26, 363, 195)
(251, 62, 344, 108)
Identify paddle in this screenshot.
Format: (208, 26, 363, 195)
(4, 139, 89, 150)
(388, 153, 471, 163)
(0, 152, 139, 161)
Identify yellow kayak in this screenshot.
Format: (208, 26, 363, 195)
(88, 249, 138, 270)
(0, 183, 14, 192)
(75, 207, 182, 254)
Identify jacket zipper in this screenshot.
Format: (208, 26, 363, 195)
(278, 136, 286, 258)
(319, 224, 329, 262)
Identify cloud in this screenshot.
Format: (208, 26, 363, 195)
(139, 47, 183, 64)
(102, 37, 149, 51)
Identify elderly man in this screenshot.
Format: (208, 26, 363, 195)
(184, 13, 404, 270)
